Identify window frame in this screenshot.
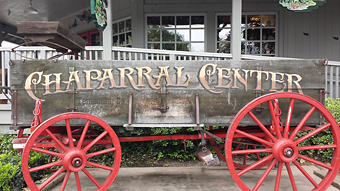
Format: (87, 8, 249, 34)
(215, 12, 278, 56)
(112, 16, 132, 47)
(145, 13, 207, 52)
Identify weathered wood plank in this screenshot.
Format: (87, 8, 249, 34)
(10, 60, 325, 127)
(16, 21, 87, 53)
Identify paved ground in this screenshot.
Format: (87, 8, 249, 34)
(46, 165, 340, 191)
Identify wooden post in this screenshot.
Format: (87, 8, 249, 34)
(231, 0, 242, 61)
(103, 0, 113, 60)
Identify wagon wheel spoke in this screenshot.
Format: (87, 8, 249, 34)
(298, 144, 337, 150)
(225, 93, 340, 191)
(294, 123, 331, 145)
(237, 154, 274, 176)
(87, 147, 117, 158)
(284, 98, 295, 138)
(75, 172, 82, 191)
(38, 167, 65, 190)
(285, 162, 297, 191)
(289, 106, 316, 140)
(83, 168, 102, 189)
(243, 144, 248, 165)
(83, 131, 108, 153)
(77, 120, 91, 148)
(297, 154, 333, 170)
(31, 147, 63, 158)
(87, 161, 114, 171)
(235, 129, 273, 147)
(45, 129, 68, 152)
(253, 159, 277, 191)
(29, 161, 63, 173)
(274, 162, 284, 191)
(248, 111, 277, 142)
(293, 160, 319, 188)
(65, 119, 74, 148)
(60, 170, 71, 191)
(22, 113, 122, 191)
(231, 147, 272, 155)
(253, 146, 261, 160)
(268, 100, 282, 139)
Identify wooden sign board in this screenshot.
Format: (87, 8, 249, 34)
(10, 59, 325, 127)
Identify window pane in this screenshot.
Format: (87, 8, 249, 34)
(91, 33, 100, 46)
(119, 34, 125, 45)
(247, 15, 261, 27)
(176, 30, 190, 41)
(217, 29, 231, 41)
(262, 15, 275, 27)
(163, 43, 175, 50)
(119, 21, 125, 33)
(127, 32, 132, 44)
(113, 35, 118, 46)
(113, 23, 118, 34)
(191, 43, 204, 52)
(162, 16, 175, 28)
(247, 42, 260, 54)
(191, 29, 204, 41)
(147, 16, 160, 28)
(162, 30, 175, 42)
(217, 42, 230, 53)
(191, 16, 204, 28)
(148, 43, 160, 49)
(241, 42, 245, 54)
(148, 30, 160, 42)
(177, 16, 189, 28)
(262, 42, 275, 54)
(262, 29, 275, 40)
(218, 16, 231, 28)
(126, 19, 132, 31)
(247, 29, 260, 40)
(177, 43, 190, 51)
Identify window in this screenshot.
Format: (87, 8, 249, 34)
(78, 29, 101, 46)
(217, 14, 276, 56)
(113, 18, 132, 47)
(147, 15, 205, 52)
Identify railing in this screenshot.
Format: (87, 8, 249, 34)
(1, 46, 340, 99)
(325, 61, 340, 99)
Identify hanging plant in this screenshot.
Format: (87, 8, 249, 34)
(279, 0, 326, 12)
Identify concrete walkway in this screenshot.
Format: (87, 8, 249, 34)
(47, 165, 339, 191)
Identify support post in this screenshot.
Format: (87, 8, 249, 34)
(231, 0, 242, 61)
(102, 0, 113, 60)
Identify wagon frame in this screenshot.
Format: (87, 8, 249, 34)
(3, 54, 338, 191)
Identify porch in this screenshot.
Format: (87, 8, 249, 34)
(0, 46, 339, 133)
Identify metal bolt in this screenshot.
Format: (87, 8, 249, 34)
(284, 147, 294, 158)
(73, 158, 82, 167)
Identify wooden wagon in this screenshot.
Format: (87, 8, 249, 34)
(7, 56, 340, 190)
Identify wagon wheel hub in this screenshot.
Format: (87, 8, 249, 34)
(63, 148, 87, 172)
(284, 147, 294, 158)
(72, 158, 82, 167)
(272, 138, 298, 162)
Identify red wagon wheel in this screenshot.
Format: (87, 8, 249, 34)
(22, 112, 121, 191)
(225, 92, 340, 190)
(209, 127, 271, 169)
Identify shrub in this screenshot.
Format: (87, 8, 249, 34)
(297, 98, 340, 161)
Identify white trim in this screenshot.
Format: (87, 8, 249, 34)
(113, 16, 132, 24)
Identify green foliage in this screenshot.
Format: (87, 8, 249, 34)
(0, 134, 49, 190)
(296, 98, 340, 161)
